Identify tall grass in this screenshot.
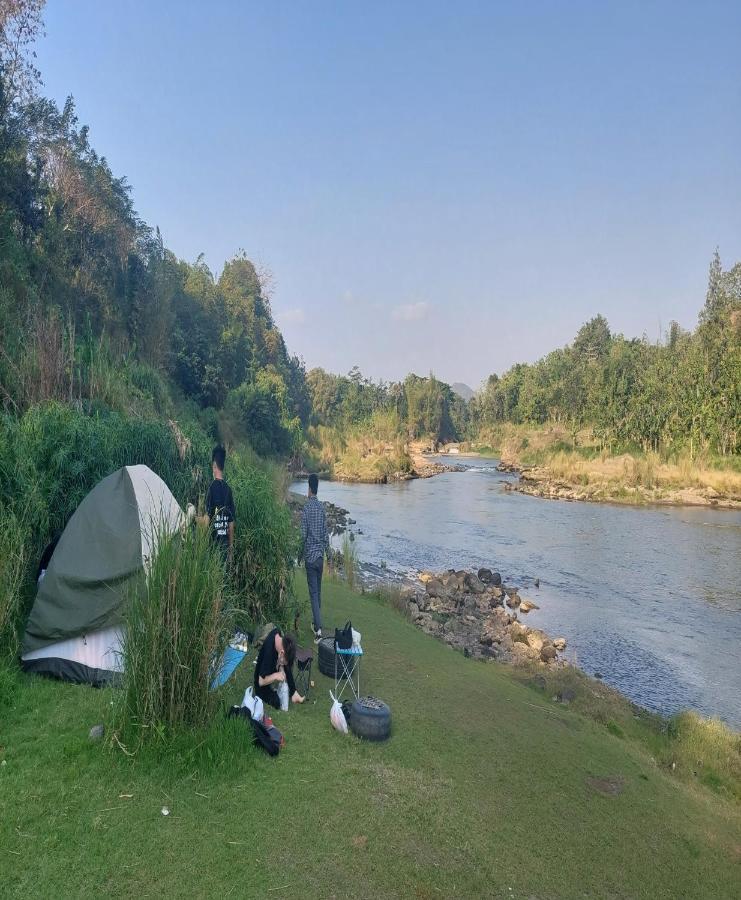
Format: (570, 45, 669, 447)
(341, 534, 358, 589)
(229, 454, 300, 627)
(116, 526, 236, 745)
(0, 510, 27, 659)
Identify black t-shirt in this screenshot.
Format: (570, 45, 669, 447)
(253, 628, 297, 698)
(205, 479, 235, 551)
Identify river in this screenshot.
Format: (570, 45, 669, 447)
(293, 458, 741, 727)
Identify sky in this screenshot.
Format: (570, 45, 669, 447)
(35, 1, 741, 389)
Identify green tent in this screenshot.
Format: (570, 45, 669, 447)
(21, 465, 183, 684)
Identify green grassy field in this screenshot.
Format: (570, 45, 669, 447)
(1, 578, 739, 899)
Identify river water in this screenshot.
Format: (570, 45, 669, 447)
(293, 459, 741, 727)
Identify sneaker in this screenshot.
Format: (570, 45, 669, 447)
(313, 628, 322, 645)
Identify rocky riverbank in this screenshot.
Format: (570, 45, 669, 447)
(398, 568, 568, 667)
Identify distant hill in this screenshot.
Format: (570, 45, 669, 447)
(451, 382, 475, 402)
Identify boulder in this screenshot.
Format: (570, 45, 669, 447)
(540, 644, 558, 663)
(464, 573, 486, 594)
(519, 599, 540, 613)
(477, 568, 493, 584)
(491, 571, 502, 587)
(416, 592, 430, 611)
(419, 571, 434, 584)
(553, 637, 567, 652)
(498, 633, 514, 653)
(525, 631, 543, 653)
(511, 642, 539, 663)
(505, 592, 521, 609)
(426, 578, 445, 598)
(510, 621, 528, 640)
(526, 630, 548, 652)
(408, 601, 420, 619)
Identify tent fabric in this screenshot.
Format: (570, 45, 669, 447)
(20, 656, 120, 687)
(21, 625, 124, 674)
(21, 466, 183, 680)
(128, 464, 183, 571)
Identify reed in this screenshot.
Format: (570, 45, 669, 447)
(116, 525, 236, 744)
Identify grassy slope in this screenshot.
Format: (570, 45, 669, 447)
(2, 579, 739, 899)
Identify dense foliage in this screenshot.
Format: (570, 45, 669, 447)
(306, 366, 470, 445)
(0, 6, 308, 453)
(470, 255, 741, 456)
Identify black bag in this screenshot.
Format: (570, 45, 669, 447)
(227, 705, 282, 756)
(334, 620, 353, 650)
(250, 718, 282, 756)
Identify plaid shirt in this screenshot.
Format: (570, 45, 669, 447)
(300, 496, 329, 563)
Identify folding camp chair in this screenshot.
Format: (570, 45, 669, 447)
(334, 644, 362, 701)
(295, 647, 313, 698)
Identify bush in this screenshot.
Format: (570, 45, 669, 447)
(116, 526, 236, 744)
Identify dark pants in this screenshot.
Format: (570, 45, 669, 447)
(305, 556, 323, 631)
(256, 684, 281, 709)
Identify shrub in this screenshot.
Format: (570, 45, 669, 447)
(116, 526, 236, 744)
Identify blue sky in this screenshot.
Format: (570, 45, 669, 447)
(36, 1, 741, 388)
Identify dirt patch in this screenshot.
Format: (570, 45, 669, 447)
(586, 775, 626, 796)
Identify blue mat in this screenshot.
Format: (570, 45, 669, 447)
(211, 646, 247, 689)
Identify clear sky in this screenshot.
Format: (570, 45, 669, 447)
(36, 1, 741, 388)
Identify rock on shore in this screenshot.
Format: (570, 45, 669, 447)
(403, 569, 567, 666)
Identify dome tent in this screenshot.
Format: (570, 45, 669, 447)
(21, 465, 183, 685)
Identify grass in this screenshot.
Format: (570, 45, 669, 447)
(1, 577, 739, 898)
(341, 533, 358, 589)
(116, 526, 236, 746)
(487, 424, 741, 504)
(0, 510, 27, 657)
(307, 421, 413, 483)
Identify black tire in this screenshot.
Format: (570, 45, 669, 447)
(317, 636, 356, 679)
(348, 696, 391, 742)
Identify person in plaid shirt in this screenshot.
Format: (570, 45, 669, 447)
(300, 473, 330, 643)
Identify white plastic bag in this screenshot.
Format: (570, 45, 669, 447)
(276, 680, 289, 712)
(351, 628, 362, 649)
(329, 690, 348, 733)
(241, 686, 264, 722)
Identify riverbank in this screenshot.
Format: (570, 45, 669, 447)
(297, 438, 464, 484)
(2, 575, 739, 898)
(471, 425, 741, 509)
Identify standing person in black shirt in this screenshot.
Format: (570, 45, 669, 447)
(203, 446, 235, 562)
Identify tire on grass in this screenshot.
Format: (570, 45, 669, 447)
(317, 636, 356, 680)
(348, 696, 391, 742)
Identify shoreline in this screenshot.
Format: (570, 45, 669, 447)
(499, 461, 741, 511)
(290, 491, 739, 732)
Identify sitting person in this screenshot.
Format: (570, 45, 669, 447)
(254, 627, 305, 709)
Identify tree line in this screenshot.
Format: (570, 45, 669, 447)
(0, 2, 308, 459)
(2, 1, 738, 464)
(471, 256, 740, 456)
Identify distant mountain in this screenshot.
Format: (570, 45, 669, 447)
(450, 382, 475, 402)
